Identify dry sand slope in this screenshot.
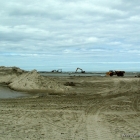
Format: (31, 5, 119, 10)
(0, 67, 140, 140)
(0, 66, 70, 93)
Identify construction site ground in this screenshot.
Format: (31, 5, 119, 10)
(0, 76, 140, 140)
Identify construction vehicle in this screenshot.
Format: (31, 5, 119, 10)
(75, 68, 85, 73)
(135, 73, 140, 77)
(51, 70, 56, 72)
(56, 69, 62, 73)
(106, 70, 125, 77)
(51, 69, 62, 73)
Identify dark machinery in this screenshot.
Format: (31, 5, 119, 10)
(106, 70, 125, 77)
(75, 68, 85, 73)
(51, 69, 62, 73)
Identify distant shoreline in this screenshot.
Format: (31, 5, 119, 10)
(39, 71, 138, 77)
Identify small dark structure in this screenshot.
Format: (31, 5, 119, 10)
(51, 69, 62, 73)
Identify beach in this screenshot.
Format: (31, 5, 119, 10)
(0, 67, 140, 140)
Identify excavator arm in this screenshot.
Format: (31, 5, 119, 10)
(75, 68, 85, 73)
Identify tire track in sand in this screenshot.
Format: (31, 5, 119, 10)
(86, 99, 117, 140)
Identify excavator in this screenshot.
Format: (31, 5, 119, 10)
(75, 68, 85, 73)
(106, 70, 125, 77)
(51, 69, 62, 73)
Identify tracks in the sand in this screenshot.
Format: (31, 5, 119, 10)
(85, 98, 117, 140)
(1, 77, 140, 140)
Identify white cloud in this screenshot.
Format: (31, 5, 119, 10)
(0, 0, 140, 70)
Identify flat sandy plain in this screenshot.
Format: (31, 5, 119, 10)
(0, 75, 140, 140)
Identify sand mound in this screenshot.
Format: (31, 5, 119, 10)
(9, 70, 69, 92)
(0, 66, 25, 83)
(0, 67, 69, 93)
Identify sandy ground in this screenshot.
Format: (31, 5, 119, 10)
(0, 76, 140, 140)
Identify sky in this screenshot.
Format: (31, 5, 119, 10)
(0, 0, 140, 71)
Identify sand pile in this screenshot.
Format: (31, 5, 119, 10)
(0, 67, 69, 93)
(0, 66, 25, 83)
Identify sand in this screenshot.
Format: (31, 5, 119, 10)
(0, 66, 70, 93)
(0, 67, 140, 140)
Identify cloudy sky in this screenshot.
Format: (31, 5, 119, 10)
(0, 0, 140, 71)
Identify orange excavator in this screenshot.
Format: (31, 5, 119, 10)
(75, 68, 85, 73)
(106, 70, 125, 77)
